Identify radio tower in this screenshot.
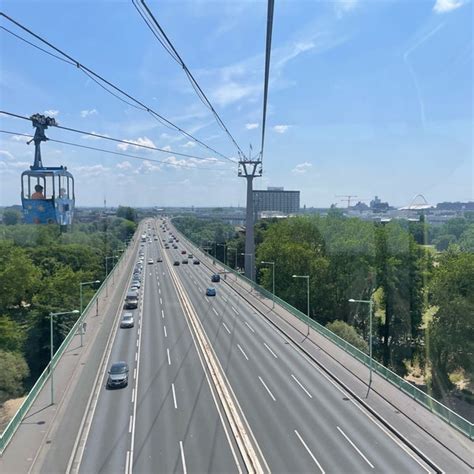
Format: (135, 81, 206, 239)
(238, 155, 262, 281)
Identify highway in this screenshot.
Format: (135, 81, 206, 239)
(78, 218, 436, 473)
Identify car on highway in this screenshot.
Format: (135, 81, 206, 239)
(193, 259, 200, 265)
(211, 274, 220, 282)
(182, 259, 188, 264)
(173, 260, 180, 266)
(106, 362, 129, 389)
(124, 291, 139, 309)
(157, 257, 163, 262)
(165, 245, 170, 249)
(206, 287, 216, 296)
(188, 254, 193, 258)
(130, 284, 140, 292)
(120, 313, 134, 328)
(173, 245, 178, 249)
(181, 250, 186, 254)
(148, 259, 154, 264)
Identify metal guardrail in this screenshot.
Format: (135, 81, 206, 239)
(0, 238, 133, 455)
(179, 231, 474, 440)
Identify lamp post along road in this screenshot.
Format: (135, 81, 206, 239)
(292, 275, 310, 336)
(104, 255, 117, 297)
(348, 297, 374, 388)
(50, 310, 79, 404)
(79, 280, 100, 347)
(261, 261, 275, 309)
(217, 243, 227, 266)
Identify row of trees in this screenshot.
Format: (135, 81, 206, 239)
(0, 216, 137, 407)
(174, 214, 474, 403)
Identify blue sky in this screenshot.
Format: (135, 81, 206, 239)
(0, 0, 472, 208)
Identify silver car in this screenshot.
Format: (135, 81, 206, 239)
(106, 362, 129, 388)
(120, 312, 135, 328)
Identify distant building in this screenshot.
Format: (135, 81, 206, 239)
(370, 195, 390, 212)
(436, 201, 474, 211)
(253, 187, 300, 220)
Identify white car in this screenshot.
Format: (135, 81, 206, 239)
(120, 312, 134, 328)
(148, 259, 154, 264)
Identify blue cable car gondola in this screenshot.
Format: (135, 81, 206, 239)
(21, 114, 75, 226)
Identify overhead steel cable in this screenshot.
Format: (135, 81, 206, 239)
(0, 110, 223, 162)
(133, 0, 247, 159)
(0, 11, 236, 162)
(259, 0, 275, 164)
(0, 130, 231, 171)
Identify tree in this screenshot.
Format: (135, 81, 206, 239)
(0, 350, 29, 403)
(434, 234, 456, 251)
(2, 209, 21, 225)
(326, 320, 368, 353)
(116, 206, 137, 223)
(458, 224, 474, 253)
(428, 252, 474, 396)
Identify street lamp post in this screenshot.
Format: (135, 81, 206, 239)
(261, 261, 275, 309)
(50, 310, 79, 405)
(104, 255, 117, 297)
(348, 297, 374, 388)
(228, 248, 237, 269)
(217, 243, 227, 266)
(79, 280, 100, 347)
(292, 275, 310, 336)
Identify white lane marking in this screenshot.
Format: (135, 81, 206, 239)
(212, 307, 219, 316)
(135, 352, 138, 362)
(294, 430, 325, 474)
(163, 272, 165, 276)
(125, 451, 130, 474)
(133, 368, 137, 380)
(149, 272, 152, 276)
(198, 286, 203, 292)
(244, 321, 255, 333)
(161, 309, 164, 319)
(157, 281, 160, 286)
(237, 344, 249, 361)
(291, 374, 312, 398)
(160, 297, 163, 305)
(258, 376, 276, 401)
(136, 339, 139, 348)
(231, 306, 239, 315)
(222, 322, 231, 334)
(205, 297, 210, 303)
(128, 415, 133, 433)
(159, 288, 161, 295)
(263, 342, 278, 359)
(167, 348, 171, 365)
(223, 297, 228, 303)
(172, 383, 178, 409)
(179, 441, 187, 474)
(163, 326, 167, 338)
(337, 426, 374, 469)
(131, 388, 135, 402)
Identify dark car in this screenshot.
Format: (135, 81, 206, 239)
(211, 274, 220, 283)
(181, 250, 186, 254)
(182, 259, 188, 264)
(193, 259, 200, 265)
(106, 362, 129, 388)
(206, 287, 216, 296)
(157, 257, 163, 262)
(173, 260, 180, 266)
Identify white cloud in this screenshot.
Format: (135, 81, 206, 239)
(292, 162, 312, 174)
(10, 135, 29, 142)
(162, 145, 172, 152)
(181, 141, 196, 148)
(44, 109, 59, 117)
(245, 123, 259, 130)
(433, 0, 465, 13)
(117, 136, 156, 151)
(116, 161, 132, 170)
(0, 150, 15, 161)
(81, 131, 109, 140)
(80, 108, 98, 118)
(75, 164, 110, 177)
(212, 82, 260, 107)
(138, 160, 161, 173)
(273, 125, 290, 134)
(335, 0, 359, 17)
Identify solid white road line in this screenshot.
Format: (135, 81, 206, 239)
(222, 322, 231, 334)
(244, 321, 255, 333)
(291, 374, 312, 398)
(179, 441, 187, 474)
(337, 426, 374, 469)
(258, 376, 276, 401)
(264, 342, 278, 359)
(163, 326, 167, 338)
(237, 344, 249, 361)
(172, 383, 178, 409)
(231, 306, 239, 315)
(167, 348, 171, 365)
(294, 430, 325, 474)
(212, 307, 219, 316)
(128, 415, 133, 433)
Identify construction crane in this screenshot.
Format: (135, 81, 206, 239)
(335, 195, 359, 208)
